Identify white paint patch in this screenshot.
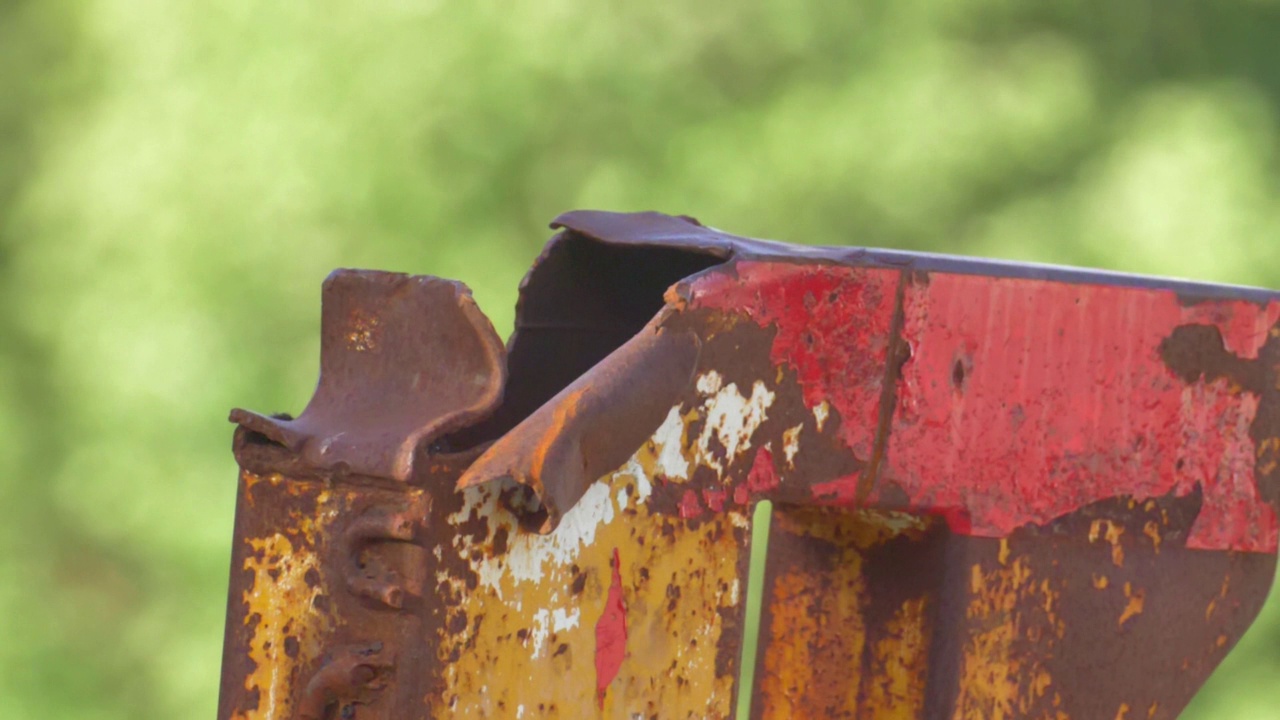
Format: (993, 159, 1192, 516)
(783, 423, 803, 468)
(474, 560, 507, 596)
(617, 457, 653, 502)
(697, 370, 723, 395)
(503, 481, 616, 585)
(652, 407, 691, 481)
(694, 374, 776, 476)
(813, 401, 830, 431)
(452, 377, 773, 609)
(529, 609, 551, 659)
(525, 607, 580, 660)
(552, 607, 580, 632)
(455, 442, 672, 596)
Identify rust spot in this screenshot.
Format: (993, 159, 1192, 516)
(1089, 519, 1126, 567)
(345, 310, 380, 352)
(1143, 521, 1162, 553)
(1118, 583, 1146, 627)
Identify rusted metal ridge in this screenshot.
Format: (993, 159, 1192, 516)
(221, 211, 1280, 719)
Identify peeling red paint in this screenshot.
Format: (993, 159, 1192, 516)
(689, 262, 1280, 552)
(222, 211, 1280, 719)
(745, 446, 779, 494)
(594, 548, 627, 708)
(884, 275, 1280, 551)
(810, 474, 860, 506)
(702, 488, 727, 513)
(678, 489, 705, 519)
(689, 262, 899, 464)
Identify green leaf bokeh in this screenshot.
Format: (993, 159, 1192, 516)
(1, 1, 1278, 717)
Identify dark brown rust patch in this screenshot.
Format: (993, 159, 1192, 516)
(1162, 319, 1280, 513)
(1160, 324, 1264, 391)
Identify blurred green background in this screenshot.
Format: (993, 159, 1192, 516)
(2, 1, 1279, 717)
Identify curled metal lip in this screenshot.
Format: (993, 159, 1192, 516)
(456, 311, 699, 533)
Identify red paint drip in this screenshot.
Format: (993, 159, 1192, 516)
(594, 548, 627, 709)
(678, 489, 704, 519)
(745, 446, 779, 494)
(733, 485, 750, 506)
(702, 487, 727, 513)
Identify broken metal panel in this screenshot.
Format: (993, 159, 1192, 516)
(219, 210, 1280, 719)
(456, 306, 702, 531)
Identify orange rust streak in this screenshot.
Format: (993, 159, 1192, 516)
(1089, 519, 1126, 567)
(529, 387, 586, 487)
(759, 561, 864, 718)
(232, 532, 329, 720)
(1119, 583, 1146, 627)
(863, 598, 931, 719)
(955, 552, 1065, 720)
(758, 509, 936, 719)
(1143, 521, 1162, 553)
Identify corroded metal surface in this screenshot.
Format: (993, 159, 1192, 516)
(219, 211, 1280, 719)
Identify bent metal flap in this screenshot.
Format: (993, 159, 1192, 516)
(218, 211, 1280, 720)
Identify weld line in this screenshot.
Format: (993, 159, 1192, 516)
(855, 270, 910, 504)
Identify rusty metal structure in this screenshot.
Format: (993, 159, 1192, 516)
(218, 211, 1280, 719)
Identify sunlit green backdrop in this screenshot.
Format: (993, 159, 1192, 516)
(2, 1, 1278, 717)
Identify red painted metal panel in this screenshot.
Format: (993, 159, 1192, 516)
(218, 210, 1280, 719)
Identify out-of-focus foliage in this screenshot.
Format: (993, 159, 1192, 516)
(1, 1, 1278, 717)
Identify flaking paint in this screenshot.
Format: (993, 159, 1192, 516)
(433, 422, 747, 718)
(234, 531, 329, 720)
